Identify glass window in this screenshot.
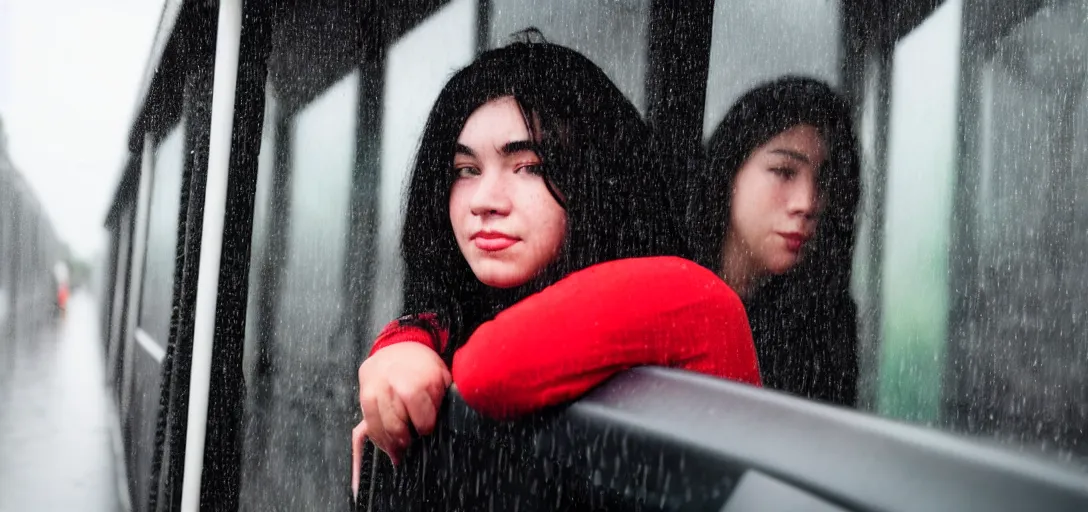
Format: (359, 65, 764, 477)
(234, 2, 476, 510)
(242, 92, 279, 388)
(879, 0, 961, 423)
(702, 0, 841, 137)
(130, 119, 185, 512)
(239, 72, 357, 511)
(489, 0, 651, 112)
(944, 0, 1088, 463)
(370, 0, 477, 339)
(138, 120, 185, 347)
(277, 73, 357, 355)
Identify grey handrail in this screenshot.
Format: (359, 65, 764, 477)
(364, 367, 1088, 511)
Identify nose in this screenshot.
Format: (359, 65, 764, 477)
(469, 170, 512, 217)
(787, 176, 818, 220)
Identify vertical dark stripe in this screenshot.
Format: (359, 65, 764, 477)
(347, 44, 387, 512)
(645, 0, 713, 157)
(644, 0, 714, 225)
(198, 0, 272, 508)
(351, 6, 388, 508)
(346, 54, 385, 365)
(476, 0, 491, 54)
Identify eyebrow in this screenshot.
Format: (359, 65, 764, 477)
(769, 148, 812, 165)
(454, 143, 476, 158)
(454, 140, 541, 159)
(499, 140, 541, 156)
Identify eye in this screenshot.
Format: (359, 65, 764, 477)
(454, 166, 480, 178)
(516, 163, 544, 175)
(770, 166, 797, 179)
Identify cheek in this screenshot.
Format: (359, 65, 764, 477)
(525, 193, 567, 254)
(735, 178, 782, 223)
(448, 185, 470, 235)
(730, 181, 764, 231)
(542, 210, 567, 253)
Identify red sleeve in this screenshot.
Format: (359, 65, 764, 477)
(452, 256, 762, 420)
(368, 313, 449, 357)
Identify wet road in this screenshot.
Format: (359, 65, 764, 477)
(0, 293, 123, 512)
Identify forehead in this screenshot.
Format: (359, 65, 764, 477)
(456, 97, 531, 147)
(761, 124, 826, 161)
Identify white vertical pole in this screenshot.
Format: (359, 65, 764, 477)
(180, 0, 241, 509)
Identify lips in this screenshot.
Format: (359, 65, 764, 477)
(779, 232, 810, 252)
(471, 231, 519, 251)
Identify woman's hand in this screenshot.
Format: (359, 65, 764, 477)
(354, 342, 451, 462)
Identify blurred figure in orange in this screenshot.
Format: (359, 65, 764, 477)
(54, 261, 70, 315)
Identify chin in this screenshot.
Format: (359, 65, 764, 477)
(471, 265, 533, 289)
(477, 276, 527, 289)
(765, 254, 802, 275)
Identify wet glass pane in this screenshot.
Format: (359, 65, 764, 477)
(946, 0, 1088, 463)
(137, 120, 185, 347)
(126, 326, 164, 512)
(850, 48, 889, 411)
(277, 74, 356, 355)
(879, 0, 961, 423)
(370, 0, 476, 339)
(703, 0, 841, 137)
(239, 71, 357, 511)
(106, 205, 134, 390)
(489, 0, 650, 112)
(124, 122, 185, 512)
(242, 93, 279, 389)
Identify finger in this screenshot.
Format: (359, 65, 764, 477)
(403, 387, 440, 436)
(428, 373, 450, 403)
(441, 364, 452, 387)
(379, 392, 414, 454)
(360, 389, 394, 457)
(351, 420, 367, 501)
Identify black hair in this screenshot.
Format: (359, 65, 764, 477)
(688, 76, 862, 406)
(400, 36, 686, 360)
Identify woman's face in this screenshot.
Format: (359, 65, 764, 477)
(726, 124, 825, 276)
(449, 96, 567, 289)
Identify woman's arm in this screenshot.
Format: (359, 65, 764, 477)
(368, 312, 449, 356)
(452, 256, 761, 420)
(357, 312, 451, 463)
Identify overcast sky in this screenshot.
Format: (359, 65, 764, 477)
(0, 0, 163, 260)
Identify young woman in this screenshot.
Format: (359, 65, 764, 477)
(687, 76, 862, 408)
(351, 38, 761, 495)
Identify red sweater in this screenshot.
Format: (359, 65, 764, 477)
(369, 256, 762, 419)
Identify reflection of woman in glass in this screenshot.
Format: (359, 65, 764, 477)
(687, 77, 861, 408)
(351, 37, 762, 495)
